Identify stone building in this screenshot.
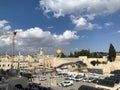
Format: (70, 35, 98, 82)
(0, 49, 120, 75)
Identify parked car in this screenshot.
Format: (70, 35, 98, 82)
(57, 80, 73, 87)
(64, 75, 74, 80)
(73, 76, 83, 81)
(83, 77, 88, 82)
(88, 77, 95, 82)
(99, 76, 106, 79)
(83, 77, 95, 82)
(39, 76, 46, 81)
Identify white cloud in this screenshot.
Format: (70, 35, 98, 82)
(53, 30, 79, 41)
(0, 36, 11, 47)
(104, 22, 114, 26)
(0, 20, 8, 28)
(40, 0, 120, 18)
(81, 35, 88, 39)
(0, 20, 11, 31)
(40, 0, 120, 30)
(117, 30, 120, 33)
(47, 26, 54, 29)
(85, 14, 96, 20)
(16, 27, 78, 47)
(71, 16, 101, 30)
(3, 25, 11, 30)
(0, 27, 79, 54)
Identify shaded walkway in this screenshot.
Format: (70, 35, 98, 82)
(57, 61, 83, 68)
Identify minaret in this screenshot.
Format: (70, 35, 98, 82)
(5, 51, 8, 57)
(19, 51, 21, 56)
(5, 51, 8, 61)
(39, 48, 44, 67)
(40, 48, 44, 56)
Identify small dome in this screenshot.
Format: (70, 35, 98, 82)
(56, 49, 62, 55)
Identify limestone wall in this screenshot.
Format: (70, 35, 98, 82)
(51, 58, 80, 67)
(115, 56, 120, 61)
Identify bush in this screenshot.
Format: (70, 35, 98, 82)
(102, 61, 107, 64)
(90, 61, 97, 66)
(81, 63, 87, 66)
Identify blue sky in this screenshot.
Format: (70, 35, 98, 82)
(0, 0, 120, 55)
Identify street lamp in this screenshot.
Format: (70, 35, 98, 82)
(3, 31, 17, 74)
(12, 31, 17, 68)
(11, 31, 17, 70)
(3, 31, 17, 69)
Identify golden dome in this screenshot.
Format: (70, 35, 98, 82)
(56, 49, 62, 55)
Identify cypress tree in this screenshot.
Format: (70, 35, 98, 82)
(108, 43, 116, 62)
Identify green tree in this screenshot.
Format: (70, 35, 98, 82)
(69, 52, 74, 57)
(108, 43, 116, 62)
(79, 50, 90, 56)
(73, 50, 90, 57)
(74, 51, 79, 57)
(61, 52, 66, 58)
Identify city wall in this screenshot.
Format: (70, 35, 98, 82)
(0, 54, 120, 74)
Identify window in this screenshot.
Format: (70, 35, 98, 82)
(3, 64, 5, 67)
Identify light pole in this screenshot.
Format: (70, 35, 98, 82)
(11, 31, 17, 70)
(18, 51, 21, 74)
(3, 31, 17, 70)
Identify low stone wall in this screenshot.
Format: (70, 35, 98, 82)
(52, 57, 80, 67)
(87, 61, 120, 74)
